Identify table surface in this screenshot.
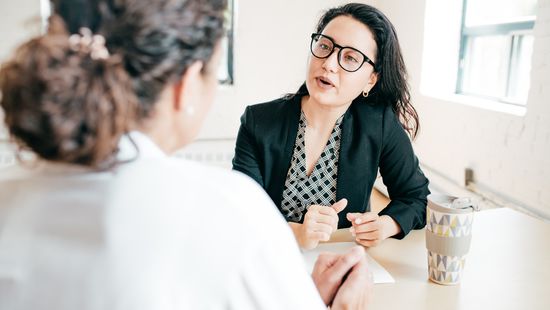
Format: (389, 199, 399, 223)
(328, 207, 550, 310)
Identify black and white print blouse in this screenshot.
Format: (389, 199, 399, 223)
(280, 110, 344, 222)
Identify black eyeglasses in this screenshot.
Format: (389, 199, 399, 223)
(310, 33, 376, 72)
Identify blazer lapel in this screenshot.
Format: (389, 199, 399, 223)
(269, 96, 301, 208)
(336, 105, 370, 227)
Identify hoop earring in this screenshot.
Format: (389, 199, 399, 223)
(362, 90, 369, 97)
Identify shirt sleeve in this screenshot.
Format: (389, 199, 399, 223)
(226, 174, 326, 310)
(377, 105, 430, 239)
(232, 106, 265, 187)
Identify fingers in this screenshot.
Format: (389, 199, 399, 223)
(303, 217, 333, 242)
(306, 213, 337, 230)
(306, 222, 333, 234)
(346, 254, 371, 283)
(347, 214, 383, 247)
(324, 246, 365, 282)
(331, 250, 372, 310)
(352, 229, 382, 247)
(315, 252, 341, 268)
(355, 230, 381, 241)
(331, 198, 348, 213)
(351, 220, 380, 234)
(347, 212, 378, 225)
(309, 231, 330, 242)
(306, 205, 339, 231)
(311, 247, 364, 306)
(312, 205, 338, 217)
(311, 252, 341, 305)
(355, 238, 382, 247)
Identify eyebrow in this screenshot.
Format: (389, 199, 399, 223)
(321, 33, 372, 58)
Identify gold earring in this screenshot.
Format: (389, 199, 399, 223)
(362, 90, 369, 97)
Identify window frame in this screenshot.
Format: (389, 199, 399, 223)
(218, 0, 235, 85)
(456, 0, 536, 106)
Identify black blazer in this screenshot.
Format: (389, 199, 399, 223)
(232, 95, 430, 239)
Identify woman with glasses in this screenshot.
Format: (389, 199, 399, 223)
(0, 0, 371, 308)
(233, 3, 430, 250)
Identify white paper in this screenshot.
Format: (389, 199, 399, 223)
(302, 242, 395, 284)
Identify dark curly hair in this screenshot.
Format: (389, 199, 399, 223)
(0, 0, 226, 168)
(293, 3, 420, 139)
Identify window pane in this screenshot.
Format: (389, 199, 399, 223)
(217, 0, 234, 84)
(465, 0, 537, 26)
(461, 35, 510, 98)
(507, 35, 534, 103)
(217, 36, 230, 82)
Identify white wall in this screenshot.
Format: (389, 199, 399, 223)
(0, 0, 41, 61)
(0, 0, 41, 165)
(0, 0, 42, 136)
(2, 0, 548, 219)
(0, 0, 373, 161)
(376, 0, 550, 218)
(200, 0, 375, 139)
(0, 0, 374, 165)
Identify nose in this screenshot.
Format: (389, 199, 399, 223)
(322, 48, 340, 73)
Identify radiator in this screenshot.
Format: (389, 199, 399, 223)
(0, 140, 236, 170)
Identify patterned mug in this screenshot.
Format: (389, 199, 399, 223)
(426, 194, 476, 285)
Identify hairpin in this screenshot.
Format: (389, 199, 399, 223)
(68, 27, 110, 60)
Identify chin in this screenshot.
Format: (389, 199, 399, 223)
(308, 91, 341, 107)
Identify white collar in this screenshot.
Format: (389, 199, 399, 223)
(117, 131, 168, 161)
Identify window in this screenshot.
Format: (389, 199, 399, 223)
(218, 0, 235, 85)
(40, 0, 235, 85)
(456, 0, 537, 105)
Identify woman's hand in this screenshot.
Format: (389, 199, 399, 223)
(311, 246, 365, 306)
(290, 199, 347, 250)
(331, 251, 373, 310)
(346, 213, 401, 247)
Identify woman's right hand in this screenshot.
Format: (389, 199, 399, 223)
(290, 199, 347, 249)
(331, 252, 372, 310)
(311, 246, 365, 306)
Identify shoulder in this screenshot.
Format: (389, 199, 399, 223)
(351, 100, 402, 131)
(0, 164, 30, 181)
(349, 98, 393, 121)
(114, 157, 288, 231)
(107, 158, 306, 307)
(243, 96, 299, 123)
(346, 99, 401, 140)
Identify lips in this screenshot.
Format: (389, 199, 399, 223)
(315, 76, 336, 91)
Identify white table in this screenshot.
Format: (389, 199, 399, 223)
(328, 208, 550, 310)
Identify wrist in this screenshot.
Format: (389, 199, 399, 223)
(288, 222, 305, 247)
(379, 215, 401, 240)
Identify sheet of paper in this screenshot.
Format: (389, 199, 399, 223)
(302, 242, 395, 284)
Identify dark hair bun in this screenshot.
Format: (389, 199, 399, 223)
(0, 16, 136, 168)
(0, 0, 226, 167)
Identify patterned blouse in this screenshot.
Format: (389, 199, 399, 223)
(280, 110, 344, 222)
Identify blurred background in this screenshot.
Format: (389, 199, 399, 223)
(1, 0, 548, 220)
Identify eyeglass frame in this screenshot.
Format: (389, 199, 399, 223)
(310, 33, 377, 72)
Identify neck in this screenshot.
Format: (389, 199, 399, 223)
(135, 117, 179, 155)
(301, 96, 350, 130)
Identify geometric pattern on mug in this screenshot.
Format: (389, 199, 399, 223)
(427, 251, 466, 284)
(427, 208, 473, 238)
(428, 223, 473, 238)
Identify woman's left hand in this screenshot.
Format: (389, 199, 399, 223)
(346, 213, 401, 247)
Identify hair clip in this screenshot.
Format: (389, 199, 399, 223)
(68, 27, 110, 60)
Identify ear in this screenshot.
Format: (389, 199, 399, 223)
(172, 61, 204, 112)
(363, 71, 379, 93)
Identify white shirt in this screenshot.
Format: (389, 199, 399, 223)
(0, 132, 325, 310)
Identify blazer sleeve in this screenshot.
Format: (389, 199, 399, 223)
(377, 106, 430, 239)
(232, 106, 265, 187)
